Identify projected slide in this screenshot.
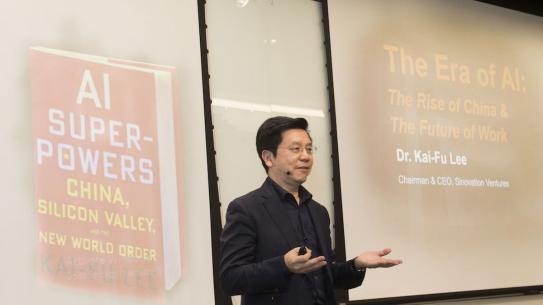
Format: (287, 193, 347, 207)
(30, 47, 183, 297)
(328, 0, 543, 301)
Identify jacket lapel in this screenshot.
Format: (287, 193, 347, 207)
(260, 183, 299, 250)
(307, 202, 336, 286)
(307, 203, 332, 259)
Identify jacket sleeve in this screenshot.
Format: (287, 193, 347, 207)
(332, 260, 365, 289)
(319, 206, 365, 289)
(219, 199, 291, 296)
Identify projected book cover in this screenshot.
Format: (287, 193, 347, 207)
(30, 47, 183, 297)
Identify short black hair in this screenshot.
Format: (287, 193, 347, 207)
(256, 116, 309, 172)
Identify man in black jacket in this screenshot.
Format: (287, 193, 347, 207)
(220, 116, 401, 305)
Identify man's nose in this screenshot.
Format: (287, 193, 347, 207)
(299, 149, 312, 160)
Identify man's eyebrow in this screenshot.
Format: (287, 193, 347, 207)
(287, 141, 312, 146)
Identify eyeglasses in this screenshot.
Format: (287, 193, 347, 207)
(282, 145, 315, 155)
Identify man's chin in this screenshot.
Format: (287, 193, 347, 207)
(294, 175, 308, 183)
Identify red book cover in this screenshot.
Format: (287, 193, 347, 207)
(30, 47, 182, 298)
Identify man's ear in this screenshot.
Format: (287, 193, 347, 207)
(261, 150, 274, 169)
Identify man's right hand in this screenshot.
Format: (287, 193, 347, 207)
(284, 247, 327, 274)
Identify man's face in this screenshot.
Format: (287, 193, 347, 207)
(264, 129, 313, 187)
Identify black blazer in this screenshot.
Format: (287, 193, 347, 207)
(220, 179, 365, 305)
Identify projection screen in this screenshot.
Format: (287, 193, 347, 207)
(328, 0, 543, 301)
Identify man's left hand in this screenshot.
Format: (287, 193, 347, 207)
(354, 248, 402, 270)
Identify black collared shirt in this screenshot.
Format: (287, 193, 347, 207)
(266, 177, 328, 305)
